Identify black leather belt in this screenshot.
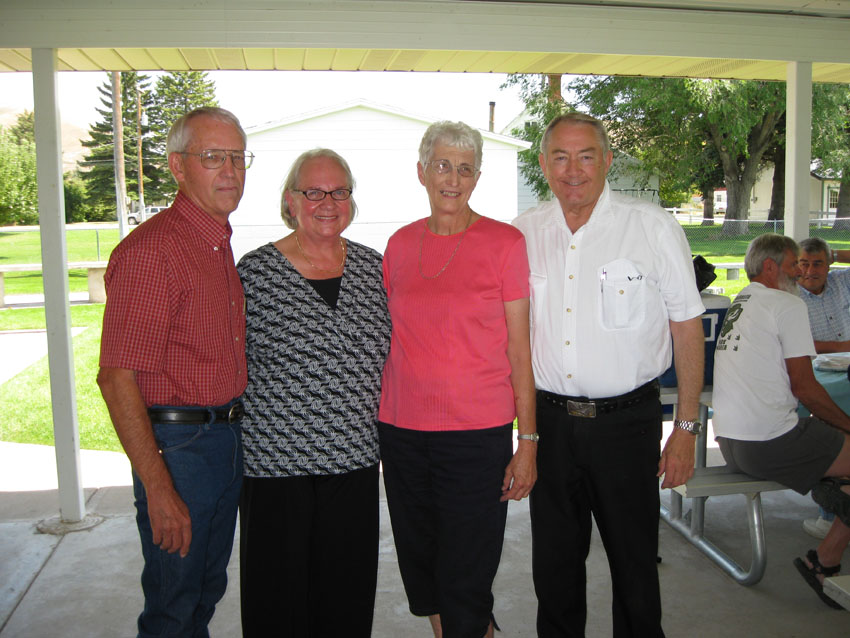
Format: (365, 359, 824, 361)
(538, 380, 659, 418)
(147, 400, 244, 425)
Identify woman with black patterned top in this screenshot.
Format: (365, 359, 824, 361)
(236, 148, 391, 638)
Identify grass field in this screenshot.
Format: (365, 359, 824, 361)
(0, 227, 120, 295)
(0, 304, 120, 451)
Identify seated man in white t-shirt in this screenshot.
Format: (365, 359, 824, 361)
(713, 233, 850, 609)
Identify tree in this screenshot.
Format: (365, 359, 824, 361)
(813, 83, 850, 222)
(147, 71, 219, 200)
(568, 76, 784, 235)
(10, 110, 35, 146)
(0, 126, 38, 226)
(79, 72, 168, 217)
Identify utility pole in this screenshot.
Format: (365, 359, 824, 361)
(111, 71, 128, 237)
(136, 83, 145, 220)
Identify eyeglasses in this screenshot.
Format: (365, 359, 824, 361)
(292, 188, 353, 201)
(180, 149, 255, 170)
(426, 159, 479, 178)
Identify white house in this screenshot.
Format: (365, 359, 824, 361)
(230, 99, 530, 259)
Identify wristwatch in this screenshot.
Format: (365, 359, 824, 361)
(517, 432, 540, 443)
(673, 419, 702, 435)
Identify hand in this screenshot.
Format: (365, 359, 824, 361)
(501, 442, 537, 502)
(657, 428, 696, 489)
(146, 483, 192, 557)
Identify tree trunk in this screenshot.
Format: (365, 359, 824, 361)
(833, 179, 850, 230)
(701, 188, 715, 226)
(547, 74, 562, 102)
(767, 159, 785, 221)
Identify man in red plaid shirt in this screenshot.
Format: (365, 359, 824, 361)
(98, 107, 252, 638)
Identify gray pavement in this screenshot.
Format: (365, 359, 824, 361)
(1, 440, 849, 637)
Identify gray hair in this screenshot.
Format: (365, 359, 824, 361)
(280, 148, 358, 230)
(166, 107, 247, 155)
(418, 121, 483, 169)
(745, 233, 799, 279)
(799, 236, 829, 256)
(540, 112, 611, 156)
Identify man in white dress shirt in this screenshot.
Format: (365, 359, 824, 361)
(513, 113, 705, 637)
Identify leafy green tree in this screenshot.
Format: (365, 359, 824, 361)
(63, 171, 96, 223)
(147, 71, 218, 200)
(0, 126, 38, 226)
(79, 72, 167, 217)
(10, 110, 35, 146)
(569, 76, 784, 235)
(813, 83, 850, 220)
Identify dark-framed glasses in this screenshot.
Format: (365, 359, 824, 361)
(180, 149, 255, 170)
(292, 188, 353, 202)
(426, 159, 479, 178)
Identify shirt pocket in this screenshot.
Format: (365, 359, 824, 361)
(598, 258, 647, 330)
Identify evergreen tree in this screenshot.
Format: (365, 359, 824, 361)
(10, 110, 35, 145)
(79, 72, 168, 217)
(148, 71, 219, 200)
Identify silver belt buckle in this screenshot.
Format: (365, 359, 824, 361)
(567, 400, 597, 418)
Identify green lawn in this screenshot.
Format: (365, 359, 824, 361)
(0, 226, 120, 296)
(0, 304, 120, 452)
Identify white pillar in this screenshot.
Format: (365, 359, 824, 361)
(31, 48, 86, 523)
(785, 61, 812, 241)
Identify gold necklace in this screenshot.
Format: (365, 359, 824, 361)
(294, 234, 346, 273)
(418, 211, 473, 280)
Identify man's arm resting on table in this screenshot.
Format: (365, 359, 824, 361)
(814, 339, 850, 355)
(501, 297, 538, 502)
(97, 366, 192, 556)
(786, 356, 850, 435)
(658, 316, 704, 489)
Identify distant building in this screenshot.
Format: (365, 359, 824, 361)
(231, 99, 530, 259)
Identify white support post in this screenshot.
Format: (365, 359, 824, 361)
(31, 48, 86, 523)
(785, 61, 812, 241)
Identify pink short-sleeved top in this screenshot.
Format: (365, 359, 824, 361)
(379, 216, 530, 431)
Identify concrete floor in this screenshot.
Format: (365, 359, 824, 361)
(1, 443, 849, 637)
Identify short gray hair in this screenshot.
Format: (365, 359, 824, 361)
(540, 112, 611, 156)
(799, 236, 829, 256)
(280, 148, 358, 230)
(166, 107, 246, 155)
(745, 233, 799, 279)
(418, 121, 483, 169)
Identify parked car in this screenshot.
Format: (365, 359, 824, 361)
(128, 205, 167, 225)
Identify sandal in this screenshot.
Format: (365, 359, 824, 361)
(793, 549, 843, 609)
(812, 478, 850, 527)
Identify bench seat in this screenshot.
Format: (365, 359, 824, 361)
(672, 465, 786, 498)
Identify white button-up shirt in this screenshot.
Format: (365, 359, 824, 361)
(513, 183, 704, 398)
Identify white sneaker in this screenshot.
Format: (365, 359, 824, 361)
(802, 516, 833, 539)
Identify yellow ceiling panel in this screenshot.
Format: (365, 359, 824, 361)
(83, 49, 132, 71)
(146, 49, 190, 70)
(465, 51, 521, 73)
(180, 49, 218, 70)
(439, 51, 492, 72)
(412, 50, 464, 71)
(213, 48, 247, 70)
(0, 49, 31, 72)
(330, 49, 369, 71)
(242, 48, 275, 70)
(274, 49, 307, 69)
(57, 49, 105, 72)
(384, 50, 429, 72)
(116, 48, 162, 70)
(303, 49, 336, 70)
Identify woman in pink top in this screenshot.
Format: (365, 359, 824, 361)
(379, 121, 537, 638)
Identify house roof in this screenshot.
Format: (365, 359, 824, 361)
(246, 98, 532, 149)
(2, 1, 849, 83)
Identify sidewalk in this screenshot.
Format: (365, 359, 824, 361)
(1, 440, 849, 637)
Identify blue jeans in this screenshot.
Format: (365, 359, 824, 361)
(133, 417, 243, 638)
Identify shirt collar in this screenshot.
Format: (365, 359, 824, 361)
(548, 181, 612, 233)
(171, 191, 233, 247)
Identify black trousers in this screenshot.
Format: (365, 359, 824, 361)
(379, 422, 512, 638)
(238, 465, 379, 638)
(530, 394, 665, 638)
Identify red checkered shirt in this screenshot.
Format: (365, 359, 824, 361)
(100, 192, 247, 407)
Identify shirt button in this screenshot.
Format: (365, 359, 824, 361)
(568, 274, 574, 280)
(567, 374, 573, 379)
(619, 289, 625, 295)
(565, 340, 571, 346)
(570, 245, 576, 250)
(566, 308, 572, 313)
(214, 246, 219, 252)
